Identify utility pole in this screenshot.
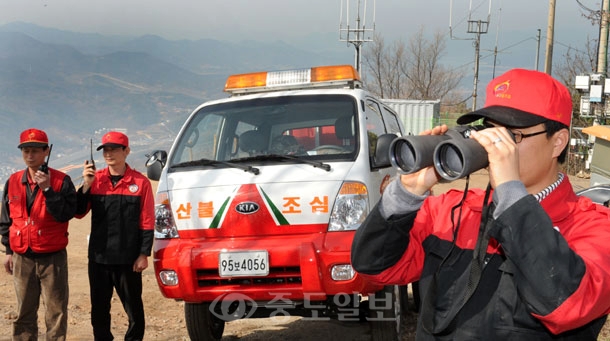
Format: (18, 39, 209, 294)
(574, 0, 610, 179)
(594, 0, 610, 124)
(449, 0, 491, 111)
(598, 0, 609, 75)
(469, 21, 488, 111)
(535, 29, 541, 71)
(543, 0, 556, 75)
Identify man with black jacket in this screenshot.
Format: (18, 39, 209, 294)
(1, 128, 77, 340)
(351, 69, 610, 339)
(75, 131, 155, 341)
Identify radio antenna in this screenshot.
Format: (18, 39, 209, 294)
(339, 0, 376, 74)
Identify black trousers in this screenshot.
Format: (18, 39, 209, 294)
(88, 261, 145, 341)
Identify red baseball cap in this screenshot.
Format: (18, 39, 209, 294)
(18, 128, 49, 148)
(97, 131, 129, 150)
(457, 68, 573, 127)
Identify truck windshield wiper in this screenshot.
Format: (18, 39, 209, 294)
(171, 158, 260, 175)
(236, 154, 331, 172)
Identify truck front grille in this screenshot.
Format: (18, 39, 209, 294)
(196, 266, 302, 287)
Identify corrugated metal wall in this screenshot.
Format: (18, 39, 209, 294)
(382, 99, 441, 135)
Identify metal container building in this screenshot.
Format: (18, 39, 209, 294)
(382, 99, 441, 136)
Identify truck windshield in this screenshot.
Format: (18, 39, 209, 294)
(168, 94, 359, 168)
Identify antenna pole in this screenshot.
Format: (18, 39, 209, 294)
(339, 0, 375, 73)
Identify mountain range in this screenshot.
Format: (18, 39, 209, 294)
(0, 22, 353, 184)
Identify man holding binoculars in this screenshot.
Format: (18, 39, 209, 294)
(352, 68, 610, 339)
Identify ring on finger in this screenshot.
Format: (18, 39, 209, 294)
(492, 137, 502, 144)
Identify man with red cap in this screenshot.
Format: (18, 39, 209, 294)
(75, 131, 155, 341)
(0, 128, 77, 340)
(352, 69, 610, 339)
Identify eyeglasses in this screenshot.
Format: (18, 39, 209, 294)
(511, 130, 547, 143)
(482, 121, 548, 143)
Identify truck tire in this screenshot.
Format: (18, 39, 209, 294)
(369, 285, 407, 341)
(184, 302, 225, 341)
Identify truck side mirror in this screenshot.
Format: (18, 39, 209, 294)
(371, 133, 398, 169)
(145, 150, 167, 181)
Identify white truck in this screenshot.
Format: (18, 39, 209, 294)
(146, 64, 409, 340)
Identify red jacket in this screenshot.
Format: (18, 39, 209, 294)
(352, 176, 610, 339)
(5, 168, 76, 254)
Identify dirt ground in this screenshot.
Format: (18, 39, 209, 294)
(0, 171, 608, 340)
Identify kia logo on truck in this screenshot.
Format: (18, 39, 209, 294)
(235, 202, 259, 214)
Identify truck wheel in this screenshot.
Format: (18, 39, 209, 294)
(184, 302, 225, 341)
(369, 285, 407, 341)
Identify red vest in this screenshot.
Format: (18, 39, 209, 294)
(7, 168, 69, 254)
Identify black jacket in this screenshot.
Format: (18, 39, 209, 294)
(75, 165, 155, 264)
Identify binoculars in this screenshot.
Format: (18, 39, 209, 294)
(389, 125, 489, 181)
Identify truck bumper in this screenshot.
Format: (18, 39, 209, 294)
(153, 231, 383, 303)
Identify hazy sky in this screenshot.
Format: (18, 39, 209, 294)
(0, 0, 601, 76)
(0, 1, 598, 42)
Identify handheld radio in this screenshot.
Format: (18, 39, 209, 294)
(90, 138, 96, 170)
(39, 144, 53, 174)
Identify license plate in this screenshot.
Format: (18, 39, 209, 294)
(218, 251, 269, 277)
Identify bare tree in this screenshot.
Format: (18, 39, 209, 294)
(554, 37, 598, 126)
(402, 27, 465, 100)
(362, 33, 385, 98)
(362, 27, 466, 104)
(554, 37, 597, 88)
(362, 33, 407, 99)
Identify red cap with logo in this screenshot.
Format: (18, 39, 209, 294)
(97, 131, 129, 151)
(18, 128, 49, 149)
(457, 68, 572, 127)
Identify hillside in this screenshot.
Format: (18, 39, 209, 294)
(0, 22, 353, 185)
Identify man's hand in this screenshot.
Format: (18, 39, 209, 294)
(399, 124, 449, 196)
(33, 170, 51, 192)
(470, 127, 520, 189)
(81, 160, 96, 193)
(133, 254, 148, 273)
(4, 254, 13, 275)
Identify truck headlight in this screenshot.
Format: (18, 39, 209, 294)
(154, 192, 179, 239)
(328, 182, 369, 231)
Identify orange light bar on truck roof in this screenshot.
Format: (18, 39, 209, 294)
(224, 65, 361, 93)
(310, 65, 360, 83)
